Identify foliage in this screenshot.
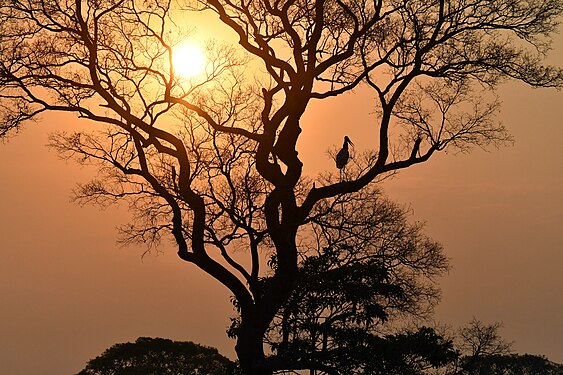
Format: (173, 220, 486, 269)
(458, 354, 563, 375)
(363, 327, 458, 375)
(252, 185, 451, 373)
(77, 337, 236, 375)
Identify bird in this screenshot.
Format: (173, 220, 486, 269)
(336, 136, 354, 170)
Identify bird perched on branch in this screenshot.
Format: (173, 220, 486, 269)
(336, 136, 354, 170)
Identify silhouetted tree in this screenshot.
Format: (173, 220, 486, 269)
(458, 319, 512, 361)
(77, 337, 235, 375)
(1, 0, 562, 374)
(243, 185, 453, 373)
(444, 319, 563, 375)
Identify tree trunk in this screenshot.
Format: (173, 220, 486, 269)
(235, 257, 298, 375)
(236, 317, 272, 375)
(236, 203, 299, 375)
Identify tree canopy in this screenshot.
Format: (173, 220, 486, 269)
(1, 0, 562, 373)
(458, 354, 563, 375)
(255, 185, 451, 373)
(77, 337, 235, 375)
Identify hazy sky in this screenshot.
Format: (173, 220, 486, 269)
(1, 13, 562, 375)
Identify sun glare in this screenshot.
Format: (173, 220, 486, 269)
(172, 43, 206, 79)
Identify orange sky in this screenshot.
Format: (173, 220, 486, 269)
(0, 14, 562, 375)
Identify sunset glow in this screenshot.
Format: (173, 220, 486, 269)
(2, 1, 563, 373)
(172, 43, 206, 78)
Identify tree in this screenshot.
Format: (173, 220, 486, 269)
(458, 319, 512, 360)
(253, 184, 454, 373)
(445, 319, 513, 374)
(439, 319, 563, 375)
(77, 337, 236, 375)
(1, 0, 562, 374)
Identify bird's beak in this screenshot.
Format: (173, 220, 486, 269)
(348, 139, 354, 146)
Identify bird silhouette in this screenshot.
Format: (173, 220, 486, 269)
(336, 136, 354, 170)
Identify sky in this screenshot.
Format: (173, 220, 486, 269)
(1, 12, 562, 375)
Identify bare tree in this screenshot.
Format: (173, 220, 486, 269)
(429, 319, 562, 375)
(1, 0, 562, 374)
(455, 318, 513, 373)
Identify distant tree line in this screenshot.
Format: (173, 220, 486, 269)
(78, 323, 563, 374)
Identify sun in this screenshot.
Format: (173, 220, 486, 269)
(172, 43, 206, 79)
